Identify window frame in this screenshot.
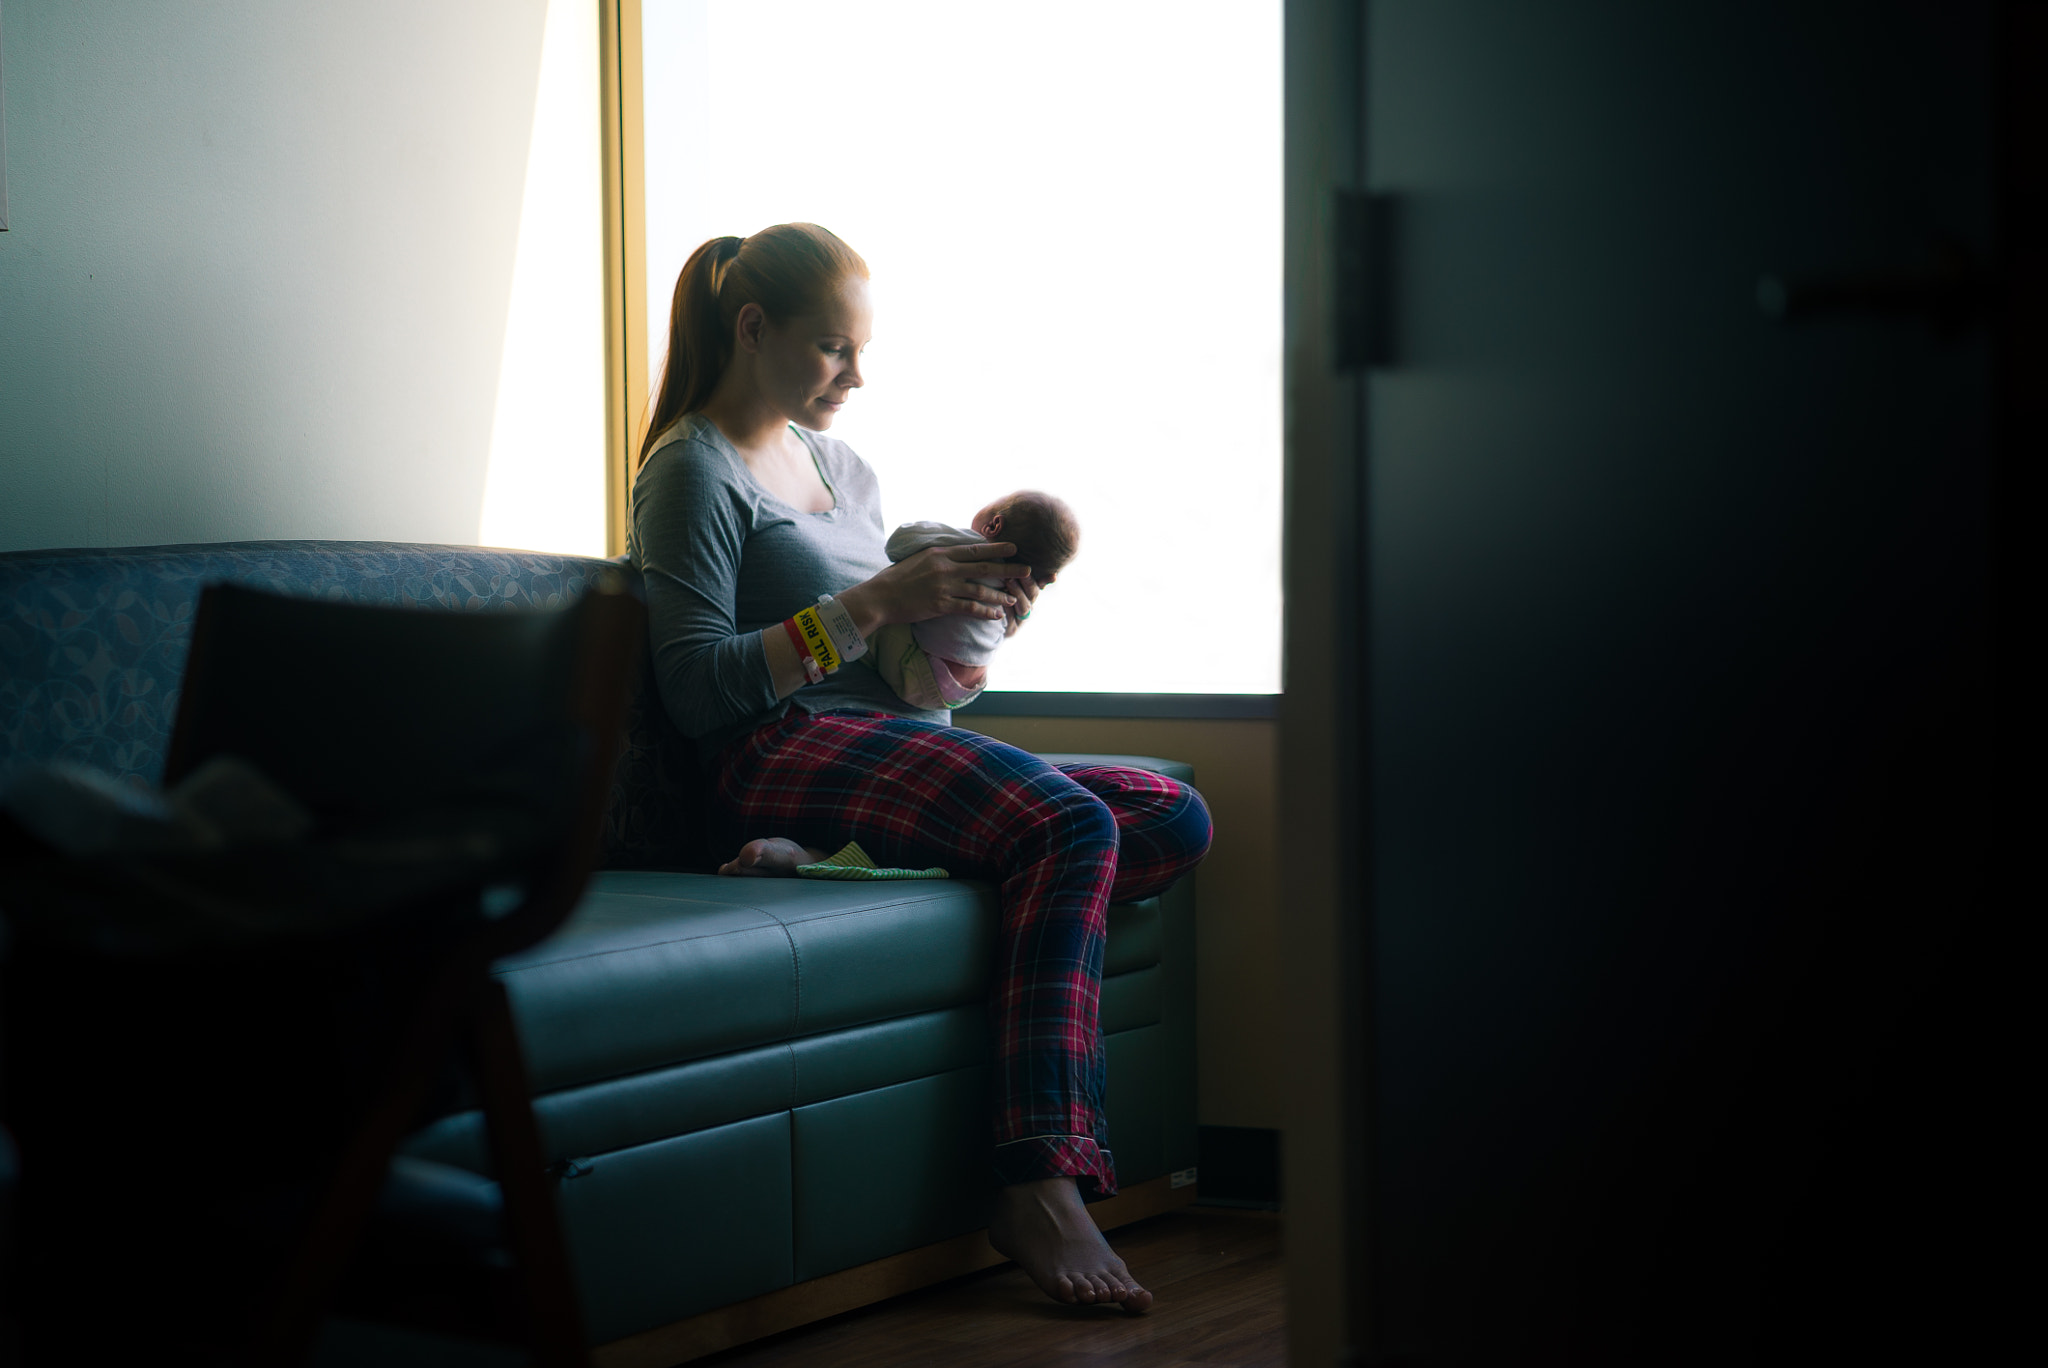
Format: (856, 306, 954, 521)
(599, 0, 648, 559)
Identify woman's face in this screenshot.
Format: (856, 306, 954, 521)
(753, 278, 872, 431)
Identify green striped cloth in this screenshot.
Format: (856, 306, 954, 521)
(795, 840, 950, 881)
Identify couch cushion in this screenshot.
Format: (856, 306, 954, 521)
(499, 870, 1170, 1094)
(561, 1113, 795, 1341)
(502, 872, 995, 1092)
(408, 1004, 986, 1171)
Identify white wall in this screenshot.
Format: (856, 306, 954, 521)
(0, 0, 550, 553)
(479, 0, 605, 558)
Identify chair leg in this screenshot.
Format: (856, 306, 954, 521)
(243, 960, 470, 1368)
(466, 975, 588, 1367)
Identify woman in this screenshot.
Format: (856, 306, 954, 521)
(628, 224, 1211, 1312)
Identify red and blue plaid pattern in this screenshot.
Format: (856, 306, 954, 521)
(717, 710, 1212, 1197)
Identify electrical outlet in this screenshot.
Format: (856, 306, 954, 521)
(1170, 1167, 1198, 1189)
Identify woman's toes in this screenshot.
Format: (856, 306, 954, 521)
(1053, 1273, 1080, 1305)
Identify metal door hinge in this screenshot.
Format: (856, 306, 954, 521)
(1333, 189, 1397, 370)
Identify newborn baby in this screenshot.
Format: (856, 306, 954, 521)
(873, 490, 1080, 710)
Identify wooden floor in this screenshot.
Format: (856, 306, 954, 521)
(691, 1208, 1284, 1368)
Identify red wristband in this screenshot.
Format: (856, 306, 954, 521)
(783, 616, 824, 684)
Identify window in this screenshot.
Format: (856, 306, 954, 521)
(636, 1, 1282, 694)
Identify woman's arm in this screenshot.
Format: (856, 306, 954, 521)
(759, 616, 814, 700)
(638, 443, 1033, 729)
(834, 543, 1033, 639)
(635, 449, 797, 737)
(759, 544, 1030, 699)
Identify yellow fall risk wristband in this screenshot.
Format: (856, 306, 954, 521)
(792, 606, 842, 673)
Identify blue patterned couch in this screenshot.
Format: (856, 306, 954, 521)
(0, 541, 1199, 1358)
(0, 540, 712, 873)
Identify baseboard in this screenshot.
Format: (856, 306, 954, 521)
(591, 1174, 1197, 1368)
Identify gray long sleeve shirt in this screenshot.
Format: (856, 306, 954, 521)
(626, 414, 948, 755)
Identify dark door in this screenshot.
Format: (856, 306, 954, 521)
(1349, 3, 2003, 1362)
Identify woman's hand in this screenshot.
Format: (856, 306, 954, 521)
(1003, 574, 1041, 638)
(835, 544, 1033, 638)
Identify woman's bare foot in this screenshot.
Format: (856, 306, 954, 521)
(988, 1177, 1152, 1313)
(718, 837, 828, 877)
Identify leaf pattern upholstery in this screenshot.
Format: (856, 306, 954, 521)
(0, 541, 716, 871)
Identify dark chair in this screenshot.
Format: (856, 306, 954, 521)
(2, 576, 643, 1367)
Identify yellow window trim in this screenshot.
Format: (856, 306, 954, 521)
(599, 0, 647, 557)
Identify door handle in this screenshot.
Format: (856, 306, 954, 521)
(1757, 238, 1987, 333)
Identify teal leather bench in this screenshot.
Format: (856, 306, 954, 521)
(0, 542, 1200, 1362)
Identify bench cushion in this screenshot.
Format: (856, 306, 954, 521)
(500, 870, 1168, 1095)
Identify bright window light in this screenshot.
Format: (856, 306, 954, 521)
(479, 0, 606, 557)
(642, 1, 1282, 693)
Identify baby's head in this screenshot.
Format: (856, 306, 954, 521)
(972, 490, 1080, 584)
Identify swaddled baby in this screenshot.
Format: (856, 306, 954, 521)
(873, 490, 1080, 710)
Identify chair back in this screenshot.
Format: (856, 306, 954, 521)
(164, 575, 644, 958)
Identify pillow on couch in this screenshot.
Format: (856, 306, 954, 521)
(597, 645, 723, 874)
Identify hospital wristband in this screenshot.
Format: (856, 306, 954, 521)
(790, 606, 844, 674)
(782, 617, 825, 685)
(812, 593, 867, 664)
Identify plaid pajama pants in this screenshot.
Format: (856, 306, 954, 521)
(716, 709, 1213, 1198)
